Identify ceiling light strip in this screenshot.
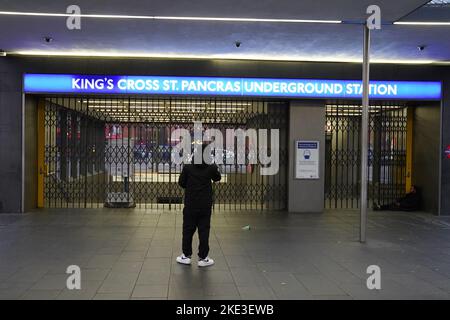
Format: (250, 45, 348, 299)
(0, 11, 341, 24)
(11, 50, 438, 64)
(394, 21, 450, 26)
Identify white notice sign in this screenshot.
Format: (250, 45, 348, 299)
(295, 141, 319, 179)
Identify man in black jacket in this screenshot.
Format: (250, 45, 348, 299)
(176, 143, 221, 267)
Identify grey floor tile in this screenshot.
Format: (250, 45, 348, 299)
(204, 295, 242, 300)
(118, 251, 147, 262)
(224, 255, 256, 268)
(295, 274, 346, 296)
(57, 281, 102, 300)
(131, 297, 168, 300)
(203, 283, 240, 297)
(142, 257, 172, 270)
(86, 254, 120, 268)
(0, 284, 32, 299)
(7, 266, 49, 283)
(98, 272, 139, 294)
(337, 282, 381, 300)
(0, 269, 19, 282)
(312, 295, 353, 300)
(237, 286, 277, 300)
(384, 273, 449, 295)
(93, 293, 131, 300)
(318, 269, 364, 285)
(230, 267, 270, 286)
(257, 262, 289, 272)
(20, 290, 62, 300)
(111, 261, 143, 273)
(137, 270, 170, 285)
(132, 284, 168, 298)
(31, 274, 68, 291)
(146, 246, 173, 258)
(197, 270, 235, 284)
(96, 246, 124, 255)
(80, 268, 111, 281)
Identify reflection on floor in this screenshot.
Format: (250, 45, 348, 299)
(0, 209, 449, 300)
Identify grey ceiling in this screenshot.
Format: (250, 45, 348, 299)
(0, 0, 449, 63)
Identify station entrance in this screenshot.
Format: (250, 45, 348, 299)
(324, 103, 410, 209)
(39, 97, 288, 210)
(36, 95, 436, 212)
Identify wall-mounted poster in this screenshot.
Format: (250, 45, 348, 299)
(295, 141, 319, 179)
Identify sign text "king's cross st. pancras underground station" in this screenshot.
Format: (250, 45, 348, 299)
(23, 74, 442, 100)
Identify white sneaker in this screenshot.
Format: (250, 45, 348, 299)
(198, 257, 214, 267)
(176, 254, 192, 265)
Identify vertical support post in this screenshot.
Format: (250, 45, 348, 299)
(360, 25, 371, 243)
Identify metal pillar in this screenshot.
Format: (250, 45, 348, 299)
(360, 25, 371, 243)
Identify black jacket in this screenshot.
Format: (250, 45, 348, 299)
(178, 164, 221, 209)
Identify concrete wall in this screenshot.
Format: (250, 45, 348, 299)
(0, 61, 23, 213)
(288, 101, 325, 213)
(413, 105, 441, 214)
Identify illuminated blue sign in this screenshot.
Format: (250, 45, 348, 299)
(23, 74, 442, 100)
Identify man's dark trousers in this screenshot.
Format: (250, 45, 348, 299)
(182, 207, 212, 259)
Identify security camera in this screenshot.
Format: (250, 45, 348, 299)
(417, 45, 426, 52)
(44, 37, 53, 43)
(235, 41, 242, 48)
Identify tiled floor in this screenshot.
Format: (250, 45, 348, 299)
(0, 208, 450, 300)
